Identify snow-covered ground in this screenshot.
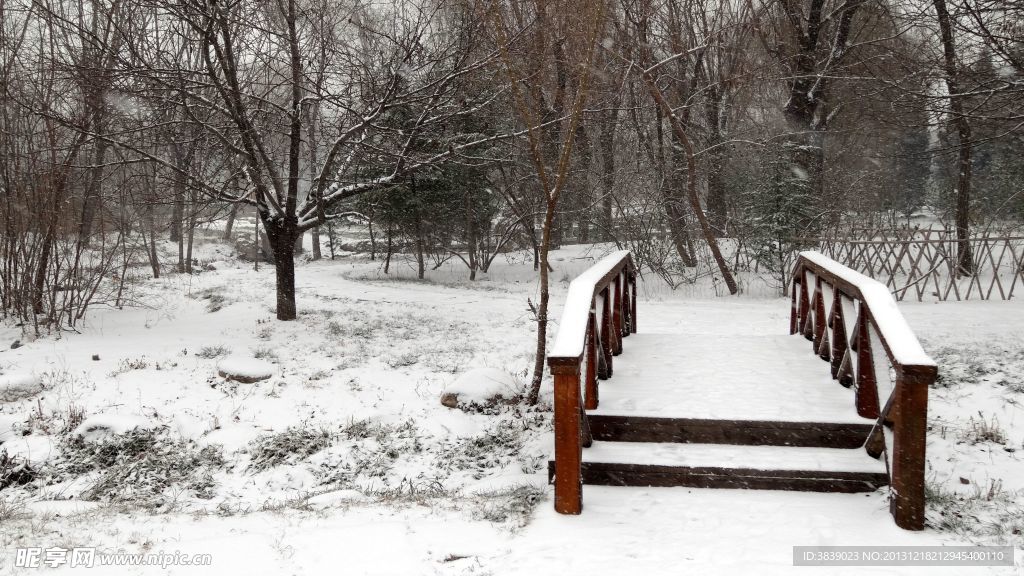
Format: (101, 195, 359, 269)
(1, 234, 1022, 575)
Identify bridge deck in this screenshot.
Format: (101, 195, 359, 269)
(590, 333, 872, 424)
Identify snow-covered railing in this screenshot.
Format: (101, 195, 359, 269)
(548, 250, 637, 514)
(790, 251, 937, 530)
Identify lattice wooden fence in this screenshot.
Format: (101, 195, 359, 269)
(811, 229, 1024, 301)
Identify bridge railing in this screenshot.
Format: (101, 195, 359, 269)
(548, 250, 637, 514)
(791, 251, 937, 530)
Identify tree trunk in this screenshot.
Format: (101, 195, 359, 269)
(78, 137, 109, 243)
(33, 231, 54, 315)
(185, 191, 197, 274)
(934, 0, 974, 276)
(384, 224, 393, 273)
(526, 200, 556, 405)
(706, 145, 729, 236)
(223, 203, 238, 240)
(170, 179, 184, 243)
(416, 232, 426, 280)
(641, 72, 738, 294)
(368, 218, 376, 260)
(599, 110, 617, 241)
(177, 225, 186, 273)
(573, 122, 592, 243)
(311, 227, 321, 260)
(327, 220, 337, 260)
(265, 218, 298, 321)
(465, 190, 479, 280)
(663, 119, 697, 267)
(172, 147, 187, 269)
(705, 95, 729, 235)
(147, 206, 161, 279)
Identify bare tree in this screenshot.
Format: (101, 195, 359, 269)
(485, 0, 608, 404)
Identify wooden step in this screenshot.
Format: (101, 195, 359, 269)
(573, 462, 888, 493)
(548, 441, 888, 493)
(586, 415, 873, 448)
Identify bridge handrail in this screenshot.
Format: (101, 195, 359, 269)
(791, 251, 937, 530)
(548, 250, 637, 514)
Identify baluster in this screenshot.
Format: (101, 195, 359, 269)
(790, 277, 800, 335)
(830, 291, 853, 386)
(855, 303, 881, 419)
(618, 270, 626, 338)
(813, 277, 830, 360)
(584, 310, 599, 409)
(612, 274, 623, 355)
(630, 273, 638, 334)
(800, 274, 813, 340)
(600, 287, 613, 377)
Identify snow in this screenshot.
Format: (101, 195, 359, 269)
(583, 441, 886, 474)
(216, 355, 275, 382)
(1, 434, 55, 464)
(72, 414, 154, 441)
(0, 373, 41, 402)
(800, 251, 935, 367)
(591, 333, 870, 423)
(197, 424, 268, 452)
(442, 367, 518, 407)
(0, 413, 20, 443)
(0, 236, 1021, 575)
(550, 250, 631, 360)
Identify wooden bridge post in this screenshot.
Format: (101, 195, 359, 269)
(890, 365, 935, 530)
(551, 362, 583, 514)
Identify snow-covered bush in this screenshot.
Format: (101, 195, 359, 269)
(196, 345, 231, 359)
(51, 428, 225, 508)
(470, 485, 546, 528)
(246, 426, 333, 472)
(315, 420, 425, 488)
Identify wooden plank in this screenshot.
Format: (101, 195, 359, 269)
(573, 462, 889, 493)
(586, 415, 874, 448)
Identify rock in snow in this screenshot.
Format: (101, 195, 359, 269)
(0, 373, 42, 402)
(441, 368, 518, 410)
(72, 414, 154, 442)
(217, 356, 275, 383)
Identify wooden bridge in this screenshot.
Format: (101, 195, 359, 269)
(547, 251, 937, 530)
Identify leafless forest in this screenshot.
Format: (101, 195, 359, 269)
(2, 0, 1022, 339)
